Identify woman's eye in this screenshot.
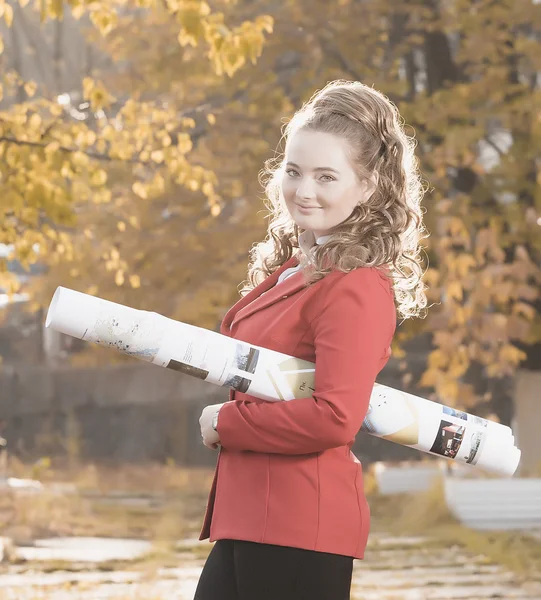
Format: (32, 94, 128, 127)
(286, 169, 300, 177)
(320, 175, 335, 182)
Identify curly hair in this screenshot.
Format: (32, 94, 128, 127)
(241, 80, 428, 320)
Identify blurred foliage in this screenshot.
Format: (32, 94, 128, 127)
(1, 0, 540, 408)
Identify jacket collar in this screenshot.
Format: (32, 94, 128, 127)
(221, 231, 332, 332)
(221, 255, 301, 331)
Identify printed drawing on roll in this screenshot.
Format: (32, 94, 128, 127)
(44, 286, 522, 477)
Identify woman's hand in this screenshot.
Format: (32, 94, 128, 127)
(199, 403, 224, 450)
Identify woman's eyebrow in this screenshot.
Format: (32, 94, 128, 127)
(286, 162, 340, 174)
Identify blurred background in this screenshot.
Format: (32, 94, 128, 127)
(0, 1, 540, 598)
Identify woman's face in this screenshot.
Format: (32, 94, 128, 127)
(281, 129, 374, 239)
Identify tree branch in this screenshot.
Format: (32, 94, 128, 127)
(483, 136, 505, 157)
(0, 136, 151, 166)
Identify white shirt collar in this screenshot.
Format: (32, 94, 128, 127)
(298, 230, 331, 256)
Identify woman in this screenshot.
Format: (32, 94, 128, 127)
(194, 80, 427, 600)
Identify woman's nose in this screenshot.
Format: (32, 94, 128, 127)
(296, 178, 316, 200)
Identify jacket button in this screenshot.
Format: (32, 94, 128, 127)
(282, 295, 288, 299)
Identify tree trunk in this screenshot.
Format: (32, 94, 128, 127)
(513, 369, 541, 474)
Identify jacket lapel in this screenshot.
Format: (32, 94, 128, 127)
(221, 255, 307, 331)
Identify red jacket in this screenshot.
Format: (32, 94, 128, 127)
(199, 256, 396, 559)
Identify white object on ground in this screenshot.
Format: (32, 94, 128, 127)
(16, 537, 152, 563)
(444, 477, 541, 530)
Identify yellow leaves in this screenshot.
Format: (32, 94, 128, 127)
(0, 0, 264, 319)
(428, 349, 449, 370)
(128, 215, 139, 229)
(512, 302, 536, 321)
(93, 188, 112, 204)
(419, 368, 441, 389)
(446, 281, 463, 302)
(49, 102, 63, 117)
(0, 2, 13, 27)
(202, 13, 273, 77)
(455, 254, 476, 278)
(150, 149, 165, 164)
(438, 380, 460, 403)
(151, 172, 165, 194)
(187, 178, 199, 191)
(421, 345, 469, 402)
(177, 2, 207, 47)
(119, 99, 138, 123)
(115, 269, 125, 286)
(178, 29, 197, 48)
(255, 15, 274, 34)
(109, 141, 134, 161)
(60, 161, 74, 179)
(447, 346, 470, 380)
(71, 151, 90, 169)
(89, 7, 118, 37)
(82, 78, 116, 112)
(129, 274, 141, 289)
(202, 181, 214, 197)
(447, 216, 466, 237)
(28, 113, 42, 131)
(115, 270, 141, 289)
(181, 117, 196, 129)
(24, 81, 37, 97)
(491, 313, 508, 330)
(450, 306, 468, 326)
(90, 169, 108, 186)
(132, 181, 148, 199)
(499, 344, 527, 365)
(80, 130, 97, 147)
(4, 145, 19, 168)
(176, 133, 193, 154)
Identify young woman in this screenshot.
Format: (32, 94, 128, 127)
(194, 80, 427, 600)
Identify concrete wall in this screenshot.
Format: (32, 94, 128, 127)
(0, 360, 423, 467)
(0, 362, 221, 466)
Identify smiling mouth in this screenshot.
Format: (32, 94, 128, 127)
(296, 204, 321, 210)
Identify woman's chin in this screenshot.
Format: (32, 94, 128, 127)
(292, 213, 319, 229)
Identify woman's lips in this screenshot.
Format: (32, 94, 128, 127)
(295, 204, 321, 212)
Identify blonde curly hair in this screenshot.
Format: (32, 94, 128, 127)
(242, 80, 428, 320)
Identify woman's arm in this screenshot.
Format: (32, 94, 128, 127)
(215, 268, 396, 455)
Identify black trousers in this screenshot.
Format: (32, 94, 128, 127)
(193, 539, 354, 600)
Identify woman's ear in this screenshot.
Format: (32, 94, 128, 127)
(362, 171, 379, 202)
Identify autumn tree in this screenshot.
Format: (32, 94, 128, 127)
(0, 0, 273, 327)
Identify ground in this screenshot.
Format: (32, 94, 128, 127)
(0, 462, 540, 599)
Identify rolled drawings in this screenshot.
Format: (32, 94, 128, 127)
(46, 286, 521, 476)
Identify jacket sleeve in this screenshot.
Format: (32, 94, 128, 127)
(216, 268, 396, 455)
